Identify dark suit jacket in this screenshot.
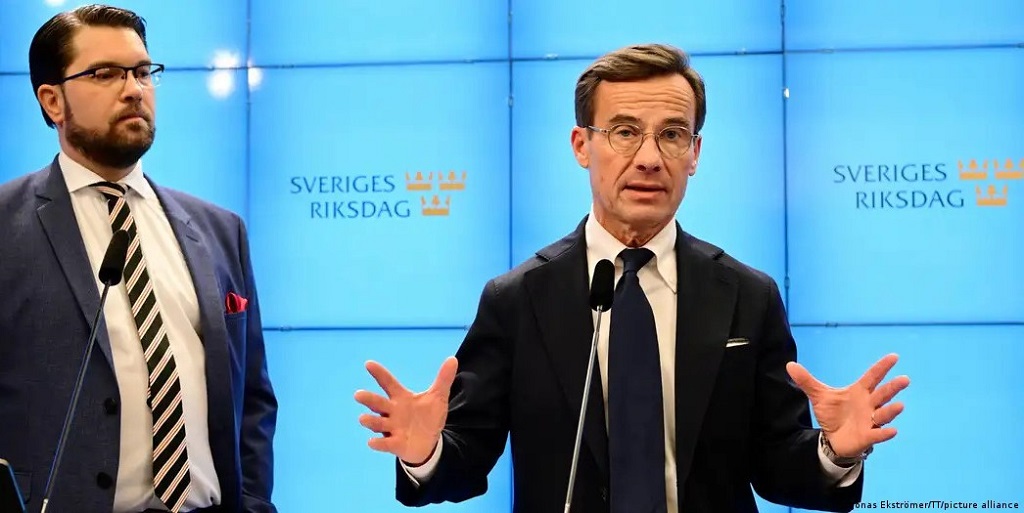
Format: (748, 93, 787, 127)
(0, 159, 277, 513)
(396, 217, 863, 512)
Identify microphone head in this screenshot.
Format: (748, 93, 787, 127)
(98, 230, 130, 286)
(589, 259, 615, 311)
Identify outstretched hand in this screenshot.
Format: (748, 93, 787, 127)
(787, 353, 910, 457)
(354, 356, 458, 465)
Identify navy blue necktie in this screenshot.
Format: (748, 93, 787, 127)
(608, 248, 666, 513)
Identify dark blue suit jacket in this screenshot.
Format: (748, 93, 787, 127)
(0, 159, 277, 513)
(396, 218, 863, 512)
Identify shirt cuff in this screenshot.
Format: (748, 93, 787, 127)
(400, 437, 444, 487)
(817, 432, 863, 488)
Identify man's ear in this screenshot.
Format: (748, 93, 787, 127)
(571, 126, 590, 169)
(37, 84, 66, 127)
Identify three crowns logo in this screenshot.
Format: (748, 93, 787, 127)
(957, 158, 1022, 207)
(404, 170, 468, 216)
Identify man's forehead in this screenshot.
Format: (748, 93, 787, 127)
(68, 25, 148, 65)
(594, 76, 695, 122)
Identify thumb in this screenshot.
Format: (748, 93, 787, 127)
(428, 356, 458, 395)
(786, 361, 825, 400)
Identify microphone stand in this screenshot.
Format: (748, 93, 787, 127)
(40, 281, 115, 513)
(563, 304, 608, 513)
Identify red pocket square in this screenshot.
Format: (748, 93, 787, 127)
(225, 292, 248, 314)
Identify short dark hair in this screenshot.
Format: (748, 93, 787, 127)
(575, 43, 707, 134)
(29, 4, 148, 128)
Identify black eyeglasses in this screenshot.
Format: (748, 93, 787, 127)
(58, 63, 165, 88)
(586, 123, 699, 159)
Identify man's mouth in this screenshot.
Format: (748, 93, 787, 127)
(625, 183, 665, 193)
(117, 113, 147, 123)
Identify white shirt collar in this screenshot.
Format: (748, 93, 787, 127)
(585, 208, 678, 293)
(59, 151, 156, 200)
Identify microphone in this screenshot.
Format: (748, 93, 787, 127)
(41, 229, 129, 513)
(564, 259, 615, 513)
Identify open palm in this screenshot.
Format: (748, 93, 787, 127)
(787, 353, 910, 457)
(354, 356, 458, 465)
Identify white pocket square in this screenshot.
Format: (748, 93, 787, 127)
(725, 338, 750, 348)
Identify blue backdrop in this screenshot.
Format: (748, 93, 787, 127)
(1, 1, 1022, 511)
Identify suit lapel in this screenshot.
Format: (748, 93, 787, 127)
(153, 185, 238, 467)
(34, 160, 116, 369)
(673, 227, 738, 497)
(524, 219, 610, 479)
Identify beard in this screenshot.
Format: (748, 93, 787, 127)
(65, 102, 156, 170)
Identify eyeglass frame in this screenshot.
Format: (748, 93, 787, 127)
(56, 63, 165, 88)
(584, 123, 700, 159)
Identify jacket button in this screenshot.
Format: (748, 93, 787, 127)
(96, 472, 113, 489)
(104, 397, 119, 415)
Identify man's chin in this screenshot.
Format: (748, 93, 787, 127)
(80, 141, 153, 169)
(624, 201, 674, 217)
(113, 129, 155, 149)
(622, 206, 679, 227)
(116, 121, 151, 135)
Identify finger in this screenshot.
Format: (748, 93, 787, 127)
(857, 353, 899, 391)
(428, 356, 459, 395)
(365, 360, 406, 398)
(786, 361, 827, 399)
(867, 426, 898, 445)
(358, 413, 393, 434)
(869, 375, 910, 407)
(872, 402, 905, 427)
(368, 436, 401, 454)
(354, 390, 392, 415)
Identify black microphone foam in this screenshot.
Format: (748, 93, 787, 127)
(98, 230, 129, 286)
(589, 259, 615, 311)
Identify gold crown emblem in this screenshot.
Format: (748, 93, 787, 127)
(406, 171, 434, 191)
(994, 158, 1023, 180)
(959, 158, 1024, 181)
(959, 158, 1020, 207)
(405, 170, 467, 216)
(421, 195, 451, 216)
(976, 184, 1008, 207)
(958, 159, 988, 180)
(439, 170, 467, 191)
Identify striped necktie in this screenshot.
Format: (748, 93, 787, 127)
(92, 182, 192, 512)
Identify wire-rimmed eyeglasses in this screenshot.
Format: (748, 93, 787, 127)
(586, 123, 699, 159)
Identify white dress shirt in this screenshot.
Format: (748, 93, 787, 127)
(61, 152, 221, 512)
(403, 211, 861, 510)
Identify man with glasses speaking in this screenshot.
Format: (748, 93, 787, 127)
(356, 44, 910, 512)
(0, 5, 277, 513)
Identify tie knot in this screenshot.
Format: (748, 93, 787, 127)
(92, 181, 126, 200)
(618, 247, 654, 274)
